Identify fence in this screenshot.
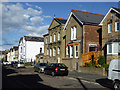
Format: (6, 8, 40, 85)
(81, 51, 102, 66)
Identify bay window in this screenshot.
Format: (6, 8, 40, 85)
(58, 32, 60, 41)
(107, 43, 119, 54)
(50, 35, 52, 43)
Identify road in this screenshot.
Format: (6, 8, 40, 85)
(2, 65, 109, 89)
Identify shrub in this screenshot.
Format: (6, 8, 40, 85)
(95, 64, 101, 68)
(97, 56, 105, 65)
(102, 64, 109, 71)
(85, 63, 92, 67)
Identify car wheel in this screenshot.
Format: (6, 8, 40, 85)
(114, 81, 120, 90)
(51, 72, 55, 77)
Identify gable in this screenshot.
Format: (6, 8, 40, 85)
(100, 7, 120, 25)
(48, 19, 60, 30)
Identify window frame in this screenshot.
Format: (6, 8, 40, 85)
(107, 43, 119, 55)
(108, 23, 112, 33)
(115, 22, 119, 32)
(75, 45, 78, 58)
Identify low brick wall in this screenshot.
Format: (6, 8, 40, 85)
(78, 67, 106, 76)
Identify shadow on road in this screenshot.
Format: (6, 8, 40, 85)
(2, 66, 58, 89)
(96, 78, 114, 90)
(76, 78, 87, 90)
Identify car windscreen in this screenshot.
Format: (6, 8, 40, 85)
(56, 64, 67, 67)
(39, 63, 47, 66)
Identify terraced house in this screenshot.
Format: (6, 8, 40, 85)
(100, 7, 120, 64)
(43, 17, 67, 63)
(62, 9, 105, 70)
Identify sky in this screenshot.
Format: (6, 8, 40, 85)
(1, 2, 119, 50)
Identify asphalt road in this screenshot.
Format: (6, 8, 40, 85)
(2, 65, 109, 89)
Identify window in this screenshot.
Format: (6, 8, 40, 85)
(58, 47, 60, 54)
(89, 44, 97, 52)
(21, 47, 22, 53)
(46, 37, 48, 44)
(75, 45, 78, 58)
(58, 32, 60, 41)
(66, 46, 69, 56)
(108, 24, 112, 33)
(71, 26, 77, 40)
(115, 22, 119, 32)
(40, 48, 42, 53)
(47, 48, 49, 55)
(50, 48, 52, 57)
(70, 46, 73, 58)
(50, 35, 52, 43)
(107, 43, 119, 54)
(54, 34, 56, 42)
(53, 48, 56, 56)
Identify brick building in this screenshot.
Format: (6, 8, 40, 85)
(100, 7, 120, 64)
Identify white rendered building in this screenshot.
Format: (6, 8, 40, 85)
(18, 36, 44, 62)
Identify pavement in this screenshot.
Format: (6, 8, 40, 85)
(68, 71, 107, 82)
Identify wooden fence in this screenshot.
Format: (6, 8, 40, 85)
(81, 51, 102, 66)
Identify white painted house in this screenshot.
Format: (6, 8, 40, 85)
(18, 36, 44, 62)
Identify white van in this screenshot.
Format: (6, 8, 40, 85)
(108, 59, 120, 89)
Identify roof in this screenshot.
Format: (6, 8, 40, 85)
(43, 33, 49, 37)
(71, 9, 105, 25)
(106, 38, 120, 44)
(54, 17, 67, 24)
(64, 9, 105, 30)
(13, 46, 18, 50)
(24, 36, 44, 42)
(100, 7, 120, 25)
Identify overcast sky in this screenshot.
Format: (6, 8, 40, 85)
(1, 2, 119, 50)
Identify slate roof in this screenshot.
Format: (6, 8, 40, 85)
(13, 46, 18, 51)
(54, 17, 67, 24)
(24, 36, 44, 42)
(71, 9, 105, 25)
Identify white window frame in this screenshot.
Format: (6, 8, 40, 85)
(46, 37, 48, 44)
(50, 48, 52, 57)
(108, 24, 112, 33)
(58, 32, 60, 41)
(66, 46, 69, 56)
(50, 35, 52, 43)
(88, 44, 97, 52)
(53, 48, 56, 56)
(115, 22, 119, 32)
(54, 34, 56, 42)
(70, 46, 73, 58)
(58, 47, 60, 55)
(107, 43, 119, 55)
(71, 26, 77, 40)
(75, 45, 78, 58)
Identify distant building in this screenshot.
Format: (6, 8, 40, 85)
(18, 36, 44, 62)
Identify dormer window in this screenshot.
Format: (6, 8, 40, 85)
(108, 24, 112, 33)
(115, 22, 119, 32)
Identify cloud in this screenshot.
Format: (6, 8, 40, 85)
(2, 3, 49, 34)
(2, 38, 14, 46)
(21, 25, 49, 37)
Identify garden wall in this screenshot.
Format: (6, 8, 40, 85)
(78, 67, 106, 76)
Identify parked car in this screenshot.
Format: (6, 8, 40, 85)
(44, 63, 68, 76)
(108, 59, 120, 90)
(34, 63, 47, 73)
(14, 61, 25, 68)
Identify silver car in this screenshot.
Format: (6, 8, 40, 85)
(34, 63, 47, 73)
